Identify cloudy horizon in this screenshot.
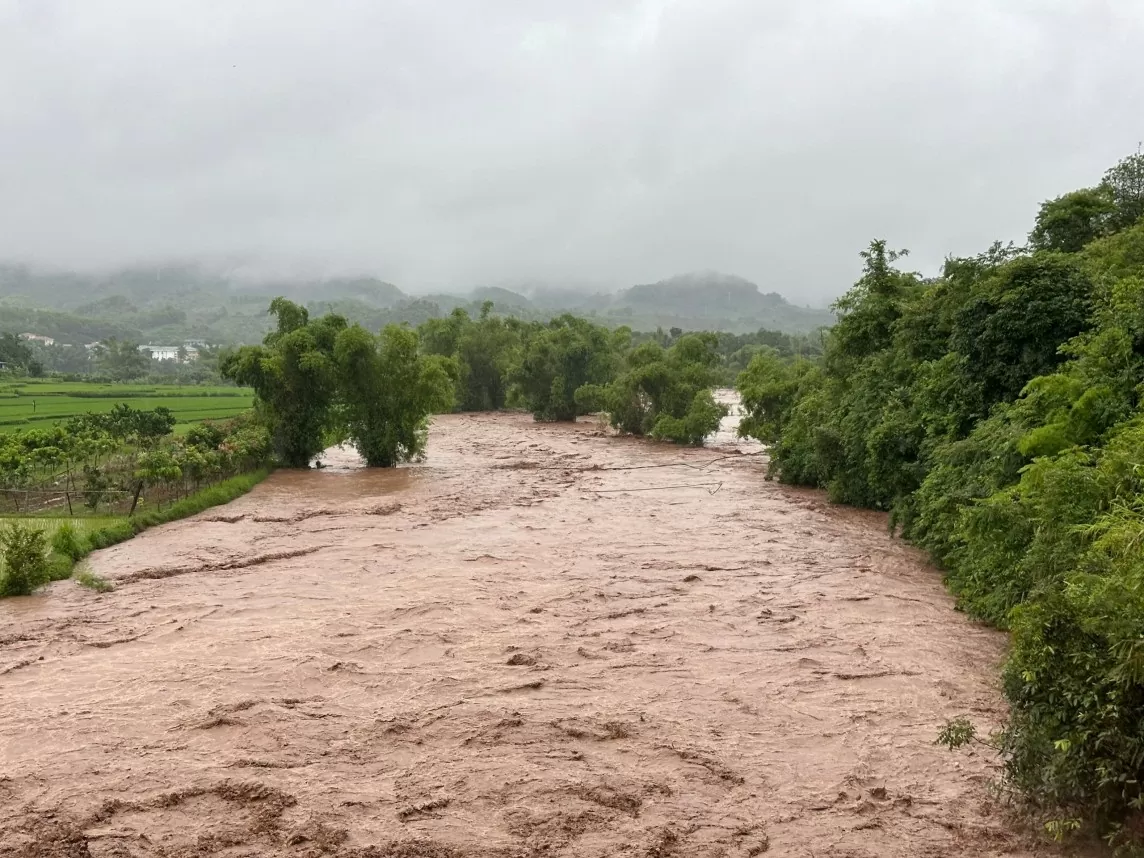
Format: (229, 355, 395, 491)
(2, 0, 1141, 303)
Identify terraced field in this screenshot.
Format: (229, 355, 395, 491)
(0, 380, 253, 432)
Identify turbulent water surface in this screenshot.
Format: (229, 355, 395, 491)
(0, 400, 1036, 857)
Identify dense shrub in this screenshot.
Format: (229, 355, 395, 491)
(83, 470, 269, 554)
(418, 303, 525, 412)
(650, 390, 728, 445)
(577, 333, 728, 445)
(0, 523, 50, 597)
(333, 325, 454, 466)
(84, 520, 136, 550)
(988, 421, 1144, 824)
(221, 298, 345, 467)
(511, 315, 621, 421)
(51, 522, 87, 561)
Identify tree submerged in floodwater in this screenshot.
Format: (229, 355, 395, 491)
(222, 298, 454, 468)
(576, 332, 728, 445)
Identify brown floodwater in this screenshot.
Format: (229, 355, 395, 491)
(0, 403, 1045, 857)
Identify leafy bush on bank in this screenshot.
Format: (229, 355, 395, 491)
(0, 524, 50, 597)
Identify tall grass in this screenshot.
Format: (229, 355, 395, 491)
(0, 516, 124, 539)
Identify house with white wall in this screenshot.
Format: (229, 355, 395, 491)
(139, 344, 200, 362)
(140, 345, 181, 361)
(19, 333, 55, 346)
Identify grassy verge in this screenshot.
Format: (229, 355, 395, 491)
(0, 515, 125, 539)
(84, 469, 271, 552)
(0, 469, 271, 596)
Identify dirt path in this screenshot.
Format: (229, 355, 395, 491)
(1, 409, 1037, 857)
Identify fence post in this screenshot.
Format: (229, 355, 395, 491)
(129, 480, 144, 516)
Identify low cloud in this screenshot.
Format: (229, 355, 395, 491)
(2, 0, 1140, 301)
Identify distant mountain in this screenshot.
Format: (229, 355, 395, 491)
(605, 272, 833, 333)
(470, 286, 533, 310)
(621, 272, 776, 314)
(527, 287, 614, 313)
(0, 262, 228, 309)
(0, 263, 832, 343)
(277, 276, 405, 307)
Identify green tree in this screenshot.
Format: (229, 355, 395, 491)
(1101, 149, 1144, 232)
(950, 252, 1093, 409)
(1029, 188, 1114, 253)
(0, 333, 32, 370)
(135, 450, 183, 493)
(736, 350, 810, 445)
(418, 305, 524, 412)
(95, 338, 150, 381)
(454, 308, 522, 411)
(512, 315, 619, 421)
(580, 333, 727, 445)
(333, 325, 454, 466)
(650, 390, 728, 445)
(220, 299, 345, 467)
(82, 464, 112, 512)
(827, 240, 917, 369)
(131, 407, 177, 449)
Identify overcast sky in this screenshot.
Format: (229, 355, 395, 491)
(1, 0, 1141, 303)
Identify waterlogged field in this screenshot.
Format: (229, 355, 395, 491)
(0, 380, 253, 432)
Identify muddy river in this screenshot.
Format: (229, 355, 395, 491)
(1, 402, 1034, 857)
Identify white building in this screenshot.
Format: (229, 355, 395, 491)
(141, 344, 200, 362)
(140, 345, 182, 361)
(19, 333, 55, 346)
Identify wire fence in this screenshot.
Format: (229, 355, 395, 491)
(1, 475, 245, 517)
(1, 487, 142, 516)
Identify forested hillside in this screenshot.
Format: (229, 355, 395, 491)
(0, 265, 832, 346)
(535, 272, 834, 333)
(737, 149, 1144, 841)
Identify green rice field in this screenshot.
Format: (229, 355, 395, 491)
(0, 380, 253, 432)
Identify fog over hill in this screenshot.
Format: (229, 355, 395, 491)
(2, 3, 1140, 307)
(0, 262, 833, 345)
